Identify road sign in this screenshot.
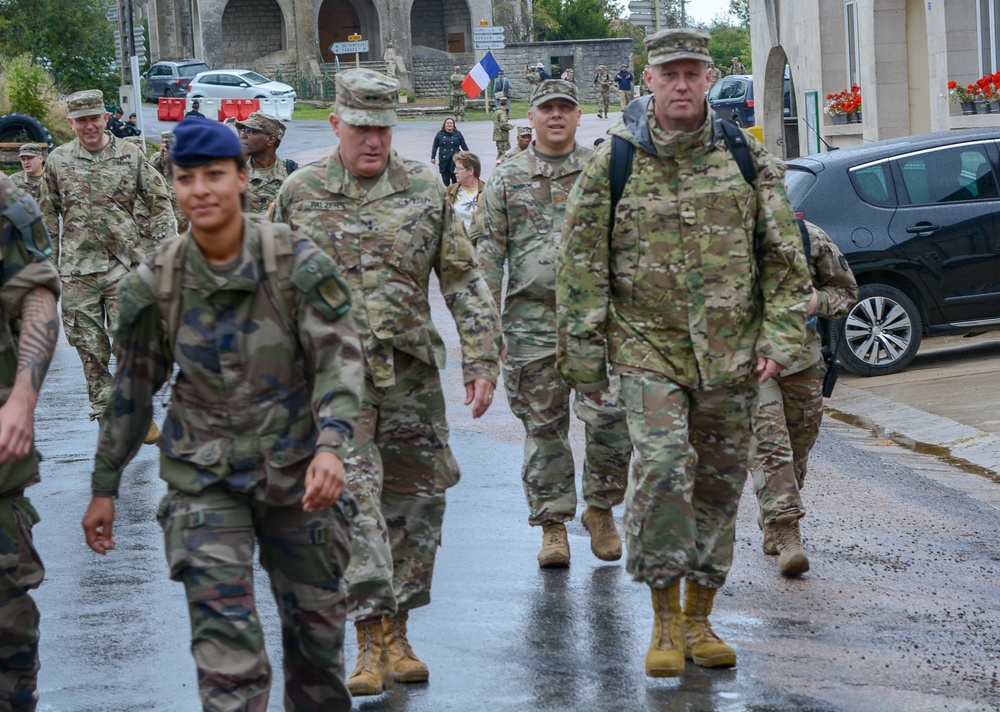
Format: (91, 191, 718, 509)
(473, 42, 506, 50)
(105, 5, 118, 21)
(628, 13, 657, 27)
(628, 1, 656, 9)
(473, 26, 505, 34)
(472, 33, 505, 41)
(347, 34, 362, 41)
(330, 40, 369, 54)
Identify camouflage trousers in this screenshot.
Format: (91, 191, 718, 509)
(453, 94, 466, 118)
(618, 367, 758, 590)
(157, 484, 352, 712)
(597, 90, 611, 116)
(0, 495, 43, 712)
(496, 139, 511, 160)
(61, 263, 129, 420)
(503, 354, 631, 525)
(751, 361, 825, 525)
(344, 353, 458, 622)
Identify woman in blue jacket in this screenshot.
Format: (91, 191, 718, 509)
(430, 117, 468, 186)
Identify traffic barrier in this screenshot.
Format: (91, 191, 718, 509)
(157, 98, 186, 121)
(236, 99, 259, 120)
(257, 98, 276, 116)
(187, 97, 218, 119)
(274, 99, 293, 121)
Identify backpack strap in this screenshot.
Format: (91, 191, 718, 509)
(151, 234, 188, 359)
(795, 217, 811, 262)
(258, 220, 297, 332)
(717, 119, 757, 186)
(609, 135, 635, 219)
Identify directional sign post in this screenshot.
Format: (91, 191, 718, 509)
(472, 26, 505, 53)
(330, 38, 369, 67)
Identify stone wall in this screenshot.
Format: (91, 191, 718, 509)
(412, 46, 476, 98)
(221, 0, 284, 66)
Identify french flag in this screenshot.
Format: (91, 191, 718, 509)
(462, 52, 501, 99)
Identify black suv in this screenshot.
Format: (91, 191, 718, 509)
(143, 59, 210, 100)
(786, 128, 1000, 376)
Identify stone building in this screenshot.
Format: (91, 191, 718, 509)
(751, 0, 1000, 158)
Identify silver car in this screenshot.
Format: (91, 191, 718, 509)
(187, 70, 296, 102)
(143, 59, 210, 100)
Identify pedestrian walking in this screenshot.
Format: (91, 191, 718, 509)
(430, 117, 469, 186)
(447, 151, 484, 230)
(11, 144, 45, 203)
(594, 65, 612, 118)
(81, 117, 364, 712)
(473, 79, 632, 569)
(450, 66, 466, 120)
(493, 96, 514, 160)
(729, 56, 746, 75)
(236, 111, 296, 215)
(0, 173, 61, 712)
(492, 69, 513, 108)
(523, 64, 541, 92)
(39, 89, 176, 437)
(556, 27, 811, 679)
(615, 65, 635, 108)
(271, 68, 500, 697)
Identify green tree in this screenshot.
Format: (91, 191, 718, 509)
(729, 0, 750, 27)
(1, 54, 51, 119)
(708, 22, 751, 73)
(0, 0, 119, 97)
(534, 0, 616, 41)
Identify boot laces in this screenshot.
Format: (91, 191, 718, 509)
(689, 590, 723, 644)
(354, 624, 382, 675)
(591, 509, 616, 536)
(387, 617, 417, 659)
(543, 525, 564, 547)
(777, 523, 801, 551)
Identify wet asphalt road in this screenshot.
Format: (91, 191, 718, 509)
(27, 109, 1000, 711)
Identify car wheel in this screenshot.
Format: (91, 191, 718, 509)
(0, 113, 53, 149)
(164, 88, 173, 98)
(837, 284, 923, 377)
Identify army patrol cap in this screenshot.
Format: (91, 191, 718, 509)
(335, 68, 399, 127)
(17, 143, 43, 158)
(530, 79, 578, 108)
(645, 27, 712, 66)
(169, 116, 242, 167)
(66, 90, 106, 119)
(235, 111, 287, 140)
(516, 126, 532, 136)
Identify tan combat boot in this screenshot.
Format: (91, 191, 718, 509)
(758, 515, 779, 556)
(683, 581, 736, 668)
(144, 420, 161, 445)
(774, 519, 810, 577)
(383, 612, 429, 683)
(347, 619, 394, 696)
(581, 505, 622, 561)
(538, 522, 570, 568)
(645, 582, 685, 677)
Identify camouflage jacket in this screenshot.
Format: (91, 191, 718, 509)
(40, 132, 176, 276)
(149, 151, 174, 189)
(473, 142, 593, 357)
(450, 72, 465, 97)
(556, 96, 811, 391)
(91, 216, 364, 503)
(788, 219, 858, 375)
(246, 155, 291, 215)
(271, 148, 500, 389)
(523, 70, 541, 87)
(497, 144, 527, 164)
(594, 71, 612, 92)
(0, 176, 61, 496)
(493, 108, 514, 141)
(147, 151, 188, 235)
(10, 172, 43, 203)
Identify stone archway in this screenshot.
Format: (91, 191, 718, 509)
(318, 0, 381, 63)
(410, 0, 471, 53)
(221, 0, 285, 65)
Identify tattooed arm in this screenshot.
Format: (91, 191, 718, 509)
(0, 286, 58, 464)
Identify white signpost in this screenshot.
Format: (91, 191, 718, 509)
(472, 25, 505, 51)
(330, 37, 369, 68)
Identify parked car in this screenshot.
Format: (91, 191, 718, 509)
(708, 70, 792, 128)
(187, 70, 296, 102)
(143, 59, 210, 100)
(786, 128, 1000, 376)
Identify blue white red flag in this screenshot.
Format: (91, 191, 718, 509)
(462, 52, 501, 99)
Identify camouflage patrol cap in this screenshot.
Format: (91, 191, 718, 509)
(530, 79, 578, 107)
(17, 143, 43, 158)
(160, 130, 173, 140)
(235, 111, 287, 140)
(644, 27, 712, 66)
(335, 68, 399, 127)
(516, 126, 532, 136)
(66, 89, 106, 119)
(454, 65, 461, 72)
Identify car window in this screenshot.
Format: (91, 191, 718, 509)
(222, 74, 244, 86)
(150, 65, 167, 77)
(240, 72, 270, 85)
(708, 81, 723, 101)
(849, 163, 894, 206)
(179, 63, 209, 77)
(718, 80, 747, 101)
(897, 145, 998, 204)
(199, 74, 218, 85)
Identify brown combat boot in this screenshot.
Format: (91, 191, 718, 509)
(383, 612, 429, 683)
(758, 515, 779, 556)
(683, 581, 736, 668)
(581, 505, 622, 561)
(645, 582, 685, 677)
(537, 522, 570, 568)
(347, 619, 394, 696)
(775, 519, 810, 577)
(144, 420, 161, 445)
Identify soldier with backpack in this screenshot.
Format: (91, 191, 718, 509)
(556, 28, 811, 679)
(81, 118, 364, 711)
(236, 111, 298, 216)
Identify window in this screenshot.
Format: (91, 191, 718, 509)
(845, 1, 860, 89)
(717, 79, 747, 100)
(979, 0, 1000, 75)
(850, 163, 893, 206)
(897, 145, 998, 205)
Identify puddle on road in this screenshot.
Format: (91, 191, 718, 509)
(826, 408, 1000, 486)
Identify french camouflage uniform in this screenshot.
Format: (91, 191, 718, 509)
(450, 69, 466, 119)
(752, 219, 857, 524)
(0, 175, 61, 712)
(272, 145, 500, 621)
(473, 141, 631, 526)
(493, 104, 514, 159)
(91, 215, 364, 712)
(246, 156, 291, 216)
(149, 146, 189, 234)
(556, 93, 811, 591)
(40, 98, 176, 420)
(594, 67, 612, 117)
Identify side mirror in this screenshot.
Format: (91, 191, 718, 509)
(239, 83, 249, 88)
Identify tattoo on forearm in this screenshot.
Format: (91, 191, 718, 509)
(17, 289, 58, 393)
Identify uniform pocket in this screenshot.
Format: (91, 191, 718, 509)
(0, 497, 45, 592)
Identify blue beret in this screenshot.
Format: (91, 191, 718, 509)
(169, 117, 242, 167)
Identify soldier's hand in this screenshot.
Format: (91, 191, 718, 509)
(303, 451, 345, 511)
(431, 158, 436, 165)
(83, 496, 117, 555)
(0, 393, 36, 464)
(757, 357, 784, 384)
(808, 288, 819, 316)
(466, 378, 495, 419)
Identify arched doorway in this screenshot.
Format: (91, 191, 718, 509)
(318, 0, 381, 63)
(410, 0, 470, 53)
(221, 0, 284, 65)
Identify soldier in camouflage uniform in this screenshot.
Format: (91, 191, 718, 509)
(0, 174, 61, 712)
(237, 111, 294, 216)
(82, 118, 364, 712)
(272, 68, 500, 696)
(593, 65, 612, 118)
(497, 126, 532, 165)
(10, 145, 45, 203)
(472, 79, 631, 570)
(556, 28, 811, 678)
(149, 130, 189, 234)
(753, 218, 857, 577)
(39, 90, 176, 438)
(523, 64, 541, 93)
(493, 96, 514, 160)
(450, 66, 466, 120)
